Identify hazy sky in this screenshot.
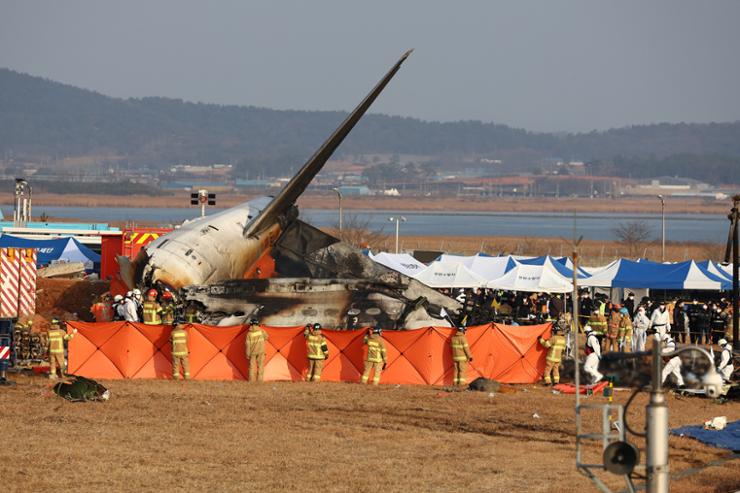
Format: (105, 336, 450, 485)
(2, 1, 739, 132)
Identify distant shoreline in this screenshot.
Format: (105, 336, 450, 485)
(0, 192, 731, 216)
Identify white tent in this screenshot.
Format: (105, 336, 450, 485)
(414, 262, 487, 288)
(434, 254, 520, 281)
(369, 252, 427, 277)
(486, 257, 573, 293)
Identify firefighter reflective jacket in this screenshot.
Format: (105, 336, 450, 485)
(246, 327, 268, 357)
(306, 333, 329, 360)
(364, 335, 387, 363)
(161, 303, 176, 324)
(48, 328, 74, 354)
(588, 313, 607, 335)
(451, 333, 472, 362)
(539, 334, 566, 363)
(618, 316, 633, 339)
(171, 327, 188, 357)
(142, 301, 163, 325)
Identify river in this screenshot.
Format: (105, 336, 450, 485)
(20, 206, 728, 242)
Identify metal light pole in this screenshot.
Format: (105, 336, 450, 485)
(332, 187, 343, 235)
(730, 195, 739, 351)
(388, 216, 406, 253)
(657, 195, 665, 262)
(646, 339, 669, 493)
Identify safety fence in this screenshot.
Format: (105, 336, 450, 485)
(67, 322, 552, 385)
(0, 248, 37, 318)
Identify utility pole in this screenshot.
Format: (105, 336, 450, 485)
(388, 216, 406, 253)
(657, 195, 665, 262)
(332, 187, 343, 235)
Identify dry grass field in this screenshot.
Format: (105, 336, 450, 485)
(2, 191, 730, 215)
(2, 375, 738, 492)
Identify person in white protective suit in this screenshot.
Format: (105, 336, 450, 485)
(660, 335, 684, 387)
(583, 325, 603, 384)
(121, 291, 140, 322)
(632, 306, 649, 351)
(717, 338, 734, 383)
(649, 302, 671, 339)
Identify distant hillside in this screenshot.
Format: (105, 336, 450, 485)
(1, 68, 740, 181)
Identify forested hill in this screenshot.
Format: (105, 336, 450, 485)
(2, 67, 740, 180)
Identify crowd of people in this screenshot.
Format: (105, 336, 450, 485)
(445, 287, 734, 348)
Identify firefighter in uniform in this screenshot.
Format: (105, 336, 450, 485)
(160, 291, 176, 325)
(170, 323, 190, 380)
(47, 319, 77, 379)
(361, 327, 387, 385)
(245, 319, 268, 382)
(451, 326, 473, 386)
(605, 306, 621, 353)
(538, 326, 566, 385)
(183, 302, 199, 323)
(618, 307, 633, 352)
(588, 308, 607, 339)
(142, 289, 163, 325)
(305, 323, 329, 382)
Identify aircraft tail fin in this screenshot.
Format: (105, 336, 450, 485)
(243, 50, 413, 238)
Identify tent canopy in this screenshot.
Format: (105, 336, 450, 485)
(369, 252, 427, 277)
(580, 259, 729, 290)
(517, 255, 591, 279)
(0, 234, 100, 270)
(487, 257, 573, 293)
(414, 262, 487, 288)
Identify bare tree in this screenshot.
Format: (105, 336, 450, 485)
(327, 214, 390, 251)
(612, 221, 653, 258)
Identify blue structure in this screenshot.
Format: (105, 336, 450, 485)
(0, 234, 100, 271)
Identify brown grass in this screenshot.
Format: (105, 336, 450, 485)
(3, 191, 732, 215)
(2, 375, 738, 492)
(376, 235, 725, 265)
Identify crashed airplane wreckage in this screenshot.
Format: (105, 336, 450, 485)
(119, 50, 461, 329)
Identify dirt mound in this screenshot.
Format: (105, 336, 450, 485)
(33, 278, 110, 330)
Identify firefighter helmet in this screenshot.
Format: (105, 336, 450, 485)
(146, 289, 158, 299)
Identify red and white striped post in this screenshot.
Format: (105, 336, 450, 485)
(18, 248, 37, 318)
(0, 248, 21, 318)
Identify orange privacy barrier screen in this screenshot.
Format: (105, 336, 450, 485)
(67, 322, 551, 385)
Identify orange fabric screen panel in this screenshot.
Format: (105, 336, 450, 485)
(67, 322, 551, 384)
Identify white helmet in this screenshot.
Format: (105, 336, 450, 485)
(584, 325, 593, 334)
(664, 337, 676, 349)
(126, 291, 133, 298)
(718, 338, 729, 348)
(133, 289, 142, 296)
(113, 294, 123, 302)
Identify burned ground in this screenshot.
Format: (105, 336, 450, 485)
(2, 376, 738, 492)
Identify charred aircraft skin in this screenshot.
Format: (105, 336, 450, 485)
(183, 219, 462, 329)
(121, 50, 462, 328)
(182, 278, 440, 329)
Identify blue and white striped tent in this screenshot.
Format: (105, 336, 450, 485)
(580, 259, 730, 290)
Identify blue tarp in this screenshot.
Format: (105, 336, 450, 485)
(671, 420, 740, 452)
(0, 234, 100, 271)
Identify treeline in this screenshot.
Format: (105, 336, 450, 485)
(585, 154, 740, 183)
(2, 68, 740, 182)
